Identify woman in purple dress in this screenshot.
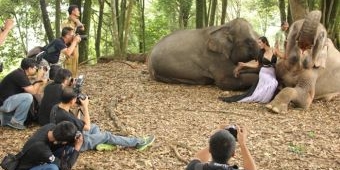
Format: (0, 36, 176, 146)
(220, 36, 278, 103)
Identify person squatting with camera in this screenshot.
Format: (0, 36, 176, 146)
(13, 121, 83, 170)
(49, 86, 155, 152)
(61, 4, 86, 77)
(0, 58, 48, 130)
(186, 124, 257, 170)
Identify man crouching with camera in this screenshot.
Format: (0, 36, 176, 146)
(15, 121, 83, 170)
(186, 124, 257, 170)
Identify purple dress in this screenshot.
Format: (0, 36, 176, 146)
(220, 51, 278, 103)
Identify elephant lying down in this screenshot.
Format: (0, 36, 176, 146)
(148, 18, 260, 91)
(266, 10, 340, 113)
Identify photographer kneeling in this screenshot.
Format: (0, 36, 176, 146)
(50, 87, 155, 152)
(186, 125, 257, 170)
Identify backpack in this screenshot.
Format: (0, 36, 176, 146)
(194, 162, 239, 170)
(27, 41, 58, 64)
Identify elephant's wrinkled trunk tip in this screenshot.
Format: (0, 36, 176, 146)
(297, 10, 321, 50)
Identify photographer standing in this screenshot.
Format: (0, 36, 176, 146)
(50, 87, 155, 152)
(38, 68, 73, 125)
(16, 121, 83, 170)
(186, 125, 257, 170)
(35, 26, 81, 80)
(61, 4, 85, 77)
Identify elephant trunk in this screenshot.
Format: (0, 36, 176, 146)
(297, 10, 321, 50)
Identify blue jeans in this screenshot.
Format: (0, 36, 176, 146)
(0, 93, 33, 126)
(30, 164, 58, 170)
(81, 124, 143, 151)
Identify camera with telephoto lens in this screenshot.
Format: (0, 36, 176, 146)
(73, 74, 87, 105)
(75, 25, 88, 41)
(225, 125, 238, 141)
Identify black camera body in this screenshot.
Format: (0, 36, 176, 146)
(73, 74, 87, 105)
(75, 26, 88, 41)
(225, 125, 238, 140)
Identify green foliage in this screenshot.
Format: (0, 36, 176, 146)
(288, 142, 306, 155)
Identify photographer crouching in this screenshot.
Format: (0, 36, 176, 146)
(38, 68, 76, 125)
(186, 124, 257, 170)
(12, 121, 83, 170)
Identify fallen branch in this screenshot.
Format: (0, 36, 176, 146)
(105, 98, 128, 135)
(175, 108, 249, 117)
(170, 144, 189, 164)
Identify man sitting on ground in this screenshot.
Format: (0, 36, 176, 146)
(0, 58, 47, 129)
(50, 87, 155, 152)
(186, 124, 257, 170)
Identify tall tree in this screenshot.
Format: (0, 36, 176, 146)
(208, 0, 217, 26)
(95, 0, 104, 58)
(278, 0, 287, 23)
(79, 0, 91, 62)
(321, 0, 339, 48)
(178, 0, 192, 28)
(40, 0, 54, 42)
(55, 0, 61, 38)
(220, 0, 227, 24)
(136, 0, 146, 53)
(196, 0, 204, 28)
(289, 0, 309, 21)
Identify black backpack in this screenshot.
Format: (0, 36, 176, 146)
(27, 41, 58, 64)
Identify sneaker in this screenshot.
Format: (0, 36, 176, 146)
(7, 119, 26, 130)
(136, 135, 155, 151)
(96, 144, 117, 151)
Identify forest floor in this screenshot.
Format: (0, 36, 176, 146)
(1, 61, 340, 170)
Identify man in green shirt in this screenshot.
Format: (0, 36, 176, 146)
(274, 21, 289, 59)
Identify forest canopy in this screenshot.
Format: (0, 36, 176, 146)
(0, 0, 339, 75)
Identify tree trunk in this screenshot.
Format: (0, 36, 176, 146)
(289, 0, 309, 21)
(208, 0, 217, 26)
(179, 0, 192, 28)
(40, 0, 54, 42)
(78, 0, 91, 63)
(119, 0, 127, 51)
(220, 0, 227, 24)
(321, 0, 339, 49)
(196, 0, 204, 28)
(111, 0, 121, 57)
(203, 0, 208, 27)
(137, 0, 145, 53)
(55, 0, 61, 38)
(278, 0, 287, 23)
(96, 0, 104, 58)
(122, 0, 134, 57)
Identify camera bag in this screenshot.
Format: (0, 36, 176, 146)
(1, 143, 36, 170)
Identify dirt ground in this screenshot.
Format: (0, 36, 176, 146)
(1, 61, 339, 170)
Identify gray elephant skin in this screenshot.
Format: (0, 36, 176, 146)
(266, 10, 340, 113)
(148, 18, 260, 91)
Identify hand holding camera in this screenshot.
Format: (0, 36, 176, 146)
(74, 131, 83, 151)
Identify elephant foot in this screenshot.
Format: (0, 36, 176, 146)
(265, 102, 288, 114)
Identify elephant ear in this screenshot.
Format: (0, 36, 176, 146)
(207, 25, 232, 57)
